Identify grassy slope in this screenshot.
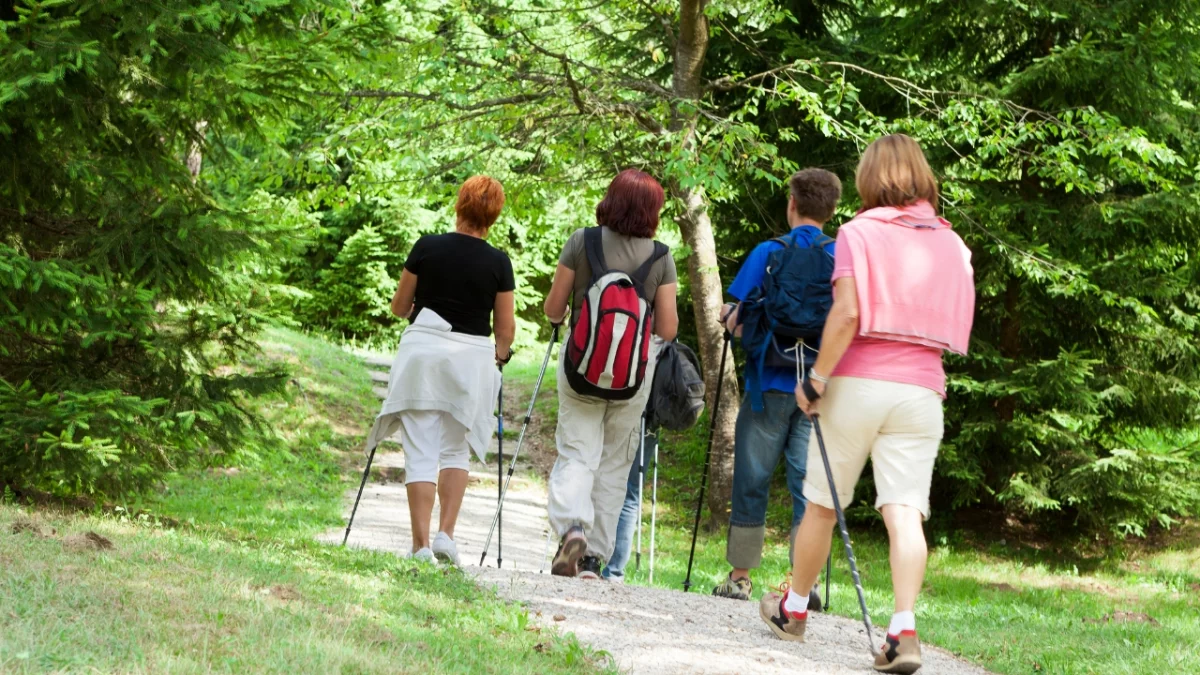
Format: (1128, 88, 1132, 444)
(0, 328, 604, 675)
(503, 362, 1200, 675)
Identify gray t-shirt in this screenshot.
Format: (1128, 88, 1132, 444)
(559, 227, 678, 312)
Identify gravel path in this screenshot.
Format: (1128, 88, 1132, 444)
(474, 566, 990, 675)
(331, 353, 992, 675)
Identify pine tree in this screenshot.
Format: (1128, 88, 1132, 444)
(0, 0, 370, 495)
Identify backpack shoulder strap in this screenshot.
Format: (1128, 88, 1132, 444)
(583, 227, 608, 280)
(631, 241, 669, 286)
(771, 236, 793, 248)
(810, 233, 835, 251)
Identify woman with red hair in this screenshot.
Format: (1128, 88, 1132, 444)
(542, 169, 680, 579)
(365, 175, 516, 567)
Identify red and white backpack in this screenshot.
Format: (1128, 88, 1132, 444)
(565, 227, 668, 400)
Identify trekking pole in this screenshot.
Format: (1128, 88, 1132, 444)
(635, 413, 645, 574)
(648, 427, 660, 584)
(794, 350, 834, 613)
(812, 416, 877, 655)
(825, 553, 832, 611)
(341, 444, 378, 546)
(480, 324, 561, 567)
(496, 384, 504, 569)
(683, 331, 731, 592)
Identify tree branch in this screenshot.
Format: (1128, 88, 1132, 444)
(706, 58, 1058, 121)
(319, 90, 549, 111)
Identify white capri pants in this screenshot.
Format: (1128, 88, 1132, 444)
(398, 409, 471, 484)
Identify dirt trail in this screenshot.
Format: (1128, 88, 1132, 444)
(474, 566, 990, 675)
(324, 352, 992, 674)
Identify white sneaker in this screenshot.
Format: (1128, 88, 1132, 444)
(431, 532, 460, 567)
(411, 547, 436, 563)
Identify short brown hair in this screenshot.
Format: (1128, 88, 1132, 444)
(595, 169, 665, 238)
(788, 168, 842, 223)
(455, 175, 506, 231)
(855, 134, 938, 210)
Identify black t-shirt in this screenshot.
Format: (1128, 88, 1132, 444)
(404, 232, 515, 337)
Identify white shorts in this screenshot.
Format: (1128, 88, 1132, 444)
(802, 377, 944, 519)
(398, 409, 471, 484)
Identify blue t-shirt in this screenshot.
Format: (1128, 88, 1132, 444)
(727, 225, 835, 393)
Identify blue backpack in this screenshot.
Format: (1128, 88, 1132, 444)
(738, 232, 835, 411)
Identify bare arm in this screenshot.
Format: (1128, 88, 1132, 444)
(493, 290, 516, 360)
(797, 276, 859, 413)
(543, 263, 575, 325)
(653, 283, 679, 340)
(721, 302, 743, 338)
(390, 270, 418, 319)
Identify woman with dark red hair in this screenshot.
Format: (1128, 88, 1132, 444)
(542, 168, 679, 579)
(365, 175, 516, 567)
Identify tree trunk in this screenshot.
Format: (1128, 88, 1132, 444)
(186, 120, 208, 181)
(673, 183, 739, 526)
(670, 0, 738, 525)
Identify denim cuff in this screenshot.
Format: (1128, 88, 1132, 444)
(726, 523, 766, 569)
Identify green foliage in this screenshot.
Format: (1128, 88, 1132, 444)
(275, 0, 1200, 536)
(4, 0, 1198, 535)
(0, 0, 368, 495)
(288, 200, 418, 344)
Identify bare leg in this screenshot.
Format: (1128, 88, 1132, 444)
(731, 567, 751, 581)
(881, 504, 927, 613)
(406, 481, 436, 551)
(436, 468, 469, 538)
(790, 504, 837, 592)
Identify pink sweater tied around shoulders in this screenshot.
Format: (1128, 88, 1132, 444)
(839, 201, 975, 355)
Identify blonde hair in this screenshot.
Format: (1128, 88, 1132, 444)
(855, 134, 938, 210)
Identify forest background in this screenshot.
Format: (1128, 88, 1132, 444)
(3, 0, 1200, 541)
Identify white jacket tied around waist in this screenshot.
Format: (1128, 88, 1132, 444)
(365, 310, 501, 464)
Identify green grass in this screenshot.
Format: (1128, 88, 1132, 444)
(0, 328, 606, 674)
(595, 418, 1200, 675)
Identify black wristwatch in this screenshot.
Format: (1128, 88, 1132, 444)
(497, 349, 514, 365)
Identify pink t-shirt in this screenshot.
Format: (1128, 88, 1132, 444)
(830, 239, 947, 397)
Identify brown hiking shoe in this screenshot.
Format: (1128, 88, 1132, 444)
(759, 591, 807, 642)
(712, 574, 752, 600)
(551, 526, 587, 577)
(874, 631, 922, 674)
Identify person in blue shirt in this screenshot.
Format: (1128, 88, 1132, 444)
(712, 168, 842, 602)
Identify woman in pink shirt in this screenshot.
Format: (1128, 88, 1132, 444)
(758, 135, 975, 675)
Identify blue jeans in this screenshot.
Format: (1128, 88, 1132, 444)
(603, 430, 658, 580)
(726, 391, 811, 570)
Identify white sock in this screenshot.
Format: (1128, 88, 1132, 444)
(887, 611, 916, 635)
(782, 588, 809, 617)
